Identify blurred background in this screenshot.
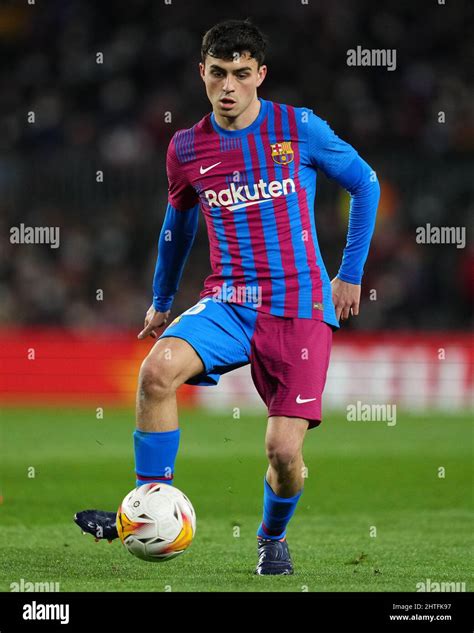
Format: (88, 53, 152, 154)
(0, 2, 472, 598)
(0, 0, 472, 409)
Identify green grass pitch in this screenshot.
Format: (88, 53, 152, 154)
(0, 407, 472, 592)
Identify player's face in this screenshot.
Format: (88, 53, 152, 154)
(199, 52, 267, 121)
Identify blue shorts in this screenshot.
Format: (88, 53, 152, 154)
(160, 298, 257, 386)
(159, 298, 333, 429)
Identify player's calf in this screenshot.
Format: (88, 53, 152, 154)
(136, 336, 204, 432)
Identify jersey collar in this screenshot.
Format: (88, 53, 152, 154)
(210, 98, 268, 138)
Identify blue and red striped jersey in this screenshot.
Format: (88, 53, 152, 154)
(156, 98, 380, 328)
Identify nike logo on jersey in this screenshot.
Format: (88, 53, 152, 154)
(296, 395, 317, 404)
(200, 161, 222, 175)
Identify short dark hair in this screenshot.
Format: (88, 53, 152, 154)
(201, 19, 267, 67)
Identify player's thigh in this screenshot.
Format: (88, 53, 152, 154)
(141, 336, 204, 387)
(251, 315, 332, 430)
(159, 299, 252, 382)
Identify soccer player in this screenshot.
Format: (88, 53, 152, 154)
(75, 19, 380, 575)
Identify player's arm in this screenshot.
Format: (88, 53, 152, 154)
(138, 135, 200, 339)
(332, 155, 380, 320)
(306, 111, 380, 320)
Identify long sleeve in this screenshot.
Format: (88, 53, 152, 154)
(334, 157, 380, 284)
(306, 111, 380, 284)
(152, 133, 200, 311)
(152, 203, 199, 311)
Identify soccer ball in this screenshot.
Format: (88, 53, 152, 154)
(116, 483, 196, 562)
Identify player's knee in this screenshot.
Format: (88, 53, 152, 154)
(138, 360, 169, 401)
(265, 443, 300, 471)
(138, 352, 181, 400)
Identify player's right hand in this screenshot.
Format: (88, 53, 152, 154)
(138, 305, 170, 340)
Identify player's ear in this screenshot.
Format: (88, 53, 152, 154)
(256, 65, 267, 88)
(199, 62, 206, 81)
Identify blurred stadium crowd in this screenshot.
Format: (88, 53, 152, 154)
(0, 0, 472, 330)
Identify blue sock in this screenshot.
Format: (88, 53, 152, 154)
(257, 476, 303, 540)
(133, 428, 180, 487)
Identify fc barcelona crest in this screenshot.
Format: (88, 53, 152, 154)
(270, 141, 294, 165)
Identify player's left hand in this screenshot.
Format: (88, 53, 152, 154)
(331, 277, 361, 322)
